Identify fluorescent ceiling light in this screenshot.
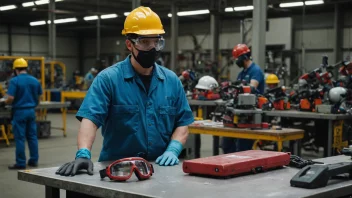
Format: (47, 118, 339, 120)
(30, 20, 46, 26)
(279, 2, 304, 7)
(48, 17, 77, 24)
(35, 0, 49, 5)
(167, 13, 172, 17)
(55, 0, 64, 2)
(177, 9, 209, 16)
(305, 0, 324, 5)
(22, 2, 35, 7)
(84, 15, 98, 21)
(234, 5, 254, 11)
(0, 5, 17, 11)
(225, 7, 233, 12)
(124, 12, 130, 16)
(101, 14, 117, 19)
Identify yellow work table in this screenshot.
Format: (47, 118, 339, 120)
(188, 121, 304, 156)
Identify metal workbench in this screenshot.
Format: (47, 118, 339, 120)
(18, 155, 352, 198)
(264, 110, 352, 157)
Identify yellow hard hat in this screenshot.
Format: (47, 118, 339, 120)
(266, 74, 280, 84)
(13, 58, 28, 69)
(121, 6, 165, 35)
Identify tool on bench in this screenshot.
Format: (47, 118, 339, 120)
(289, 155, 324, 169)
(223, 84, 269, 129)
(183, 150, 290, 177)
(290, 162, 352, 189)
(262, 86, 290, 110)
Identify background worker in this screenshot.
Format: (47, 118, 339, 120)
(56, 6, 194, 177)
(0, 58, 43, 169)
(221, 44, 265, 154)
(266, 74, 280, 89)
(84, 67, 98, 89)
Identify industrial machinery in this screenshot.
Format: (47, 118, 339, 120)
(223, 84, 269, 129)
(45, 61, 66, 89)
(178, 69, 197, 96)
(262, 86, 291, 110)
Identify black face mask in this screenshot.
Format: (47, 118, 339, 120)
(236, 59, 245, 68)
(132, 47, 158, 69)
(235, 55, 248, 68)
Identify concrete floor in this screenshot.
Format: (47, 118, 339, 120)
(0, 113, 323, 198)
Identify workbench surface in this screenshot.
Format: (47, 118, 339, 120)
(18, 155, 352, 198)
(188, 99, 225, 106)
(189, 122, 304, 136)
(0, 102, 70, 119)
(264, 110, 352, 120)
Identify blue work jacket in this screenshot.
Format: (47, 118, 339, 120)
(76, 56, 194, 161)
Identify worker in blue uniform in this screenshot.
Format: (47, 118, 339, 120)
(0, 58, 43, 169)
(83, 67, 98, 89)
(56, 6, 194, 176)
(221, 44, 265, 154)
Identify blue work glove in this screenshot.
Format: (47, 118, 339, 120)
(156, 140, 183, 166)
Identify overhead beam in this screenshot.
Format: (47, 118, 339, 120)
(170, 0, 178, 72)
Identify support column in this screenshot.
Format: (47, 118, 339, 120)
(48, 0, 56, 60)
(252, 0, 267, 69)
(210, 13, 220, 79)
(7, 24, 12, 56)
(132, 0, 141, 9)
(96, 17, 101, 60)
(170, 1, 178, 72)
(333, 4, 343, 64)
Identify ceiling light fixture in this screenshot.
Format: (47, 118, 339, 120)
(167, 13, 172, 17)
(305, 0, 324, 5)
(30, 20, 46, 26)
(225, 7, 233, 12)
(124, 12, 130, 16)
(22, 2, 35, 7)
(101, 14, 118, 19)
(47, 17, 77, 24)
(0, 5, 17, 11)
(177, 9, 209, 16)
(234, 5, 254, 11)
(35, 0, 49, 5)
(279, 2, 304, 7)
(84, 15, 98, 21)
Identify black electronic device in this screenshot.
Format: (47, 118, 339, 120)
(290, 162, 352, 189)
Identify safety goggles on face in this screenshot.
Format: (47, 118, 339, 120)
(99, 157, 154, 181)
(130, 36, 165, 51)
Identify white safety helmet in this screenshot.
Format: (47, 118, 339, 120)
(195, 76, 218, 90)
(329, 87, 347, 103)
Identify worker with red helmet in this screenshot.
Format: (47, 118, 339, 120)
(222, 44, 265, 154)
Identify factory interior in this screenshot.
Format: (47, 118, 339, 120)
(2, 0, 352, 197)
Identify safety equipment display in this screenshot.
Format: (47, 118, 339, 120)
(56, 158, 94, 176)
(130, 36, 165, 51)
(132, 48, 158, 68)
(328, 87, 347, 103)
(99, 157, 154, 181)
(266, 74, 280, 84)
(195, 76, 219, 90)
(232, 44, 250, 59)
(122, 6, 165, 35)
(13, 58, 28, 69)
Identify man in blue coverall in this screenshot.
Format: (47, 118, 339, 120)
(221, 44, 265, 154)
(56, 6, 194, 176)
(83, 67, 98, 89)
(0, 58, 43, 169)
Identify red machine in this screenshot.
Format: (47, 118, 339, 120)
(183, 150, 290, 177)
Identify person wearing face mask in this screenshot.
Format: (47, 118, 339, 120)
(0, 58, 43, 169)
(55, 6, 194, 177)
(221, 44, 265, 154)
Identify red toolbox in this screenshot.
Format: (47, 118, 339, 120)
(183, 150, 290, 177)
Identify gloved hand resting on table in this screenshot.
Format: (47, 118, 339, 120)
(56, 148, 93, 176)
(156, 140, 183, 166)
